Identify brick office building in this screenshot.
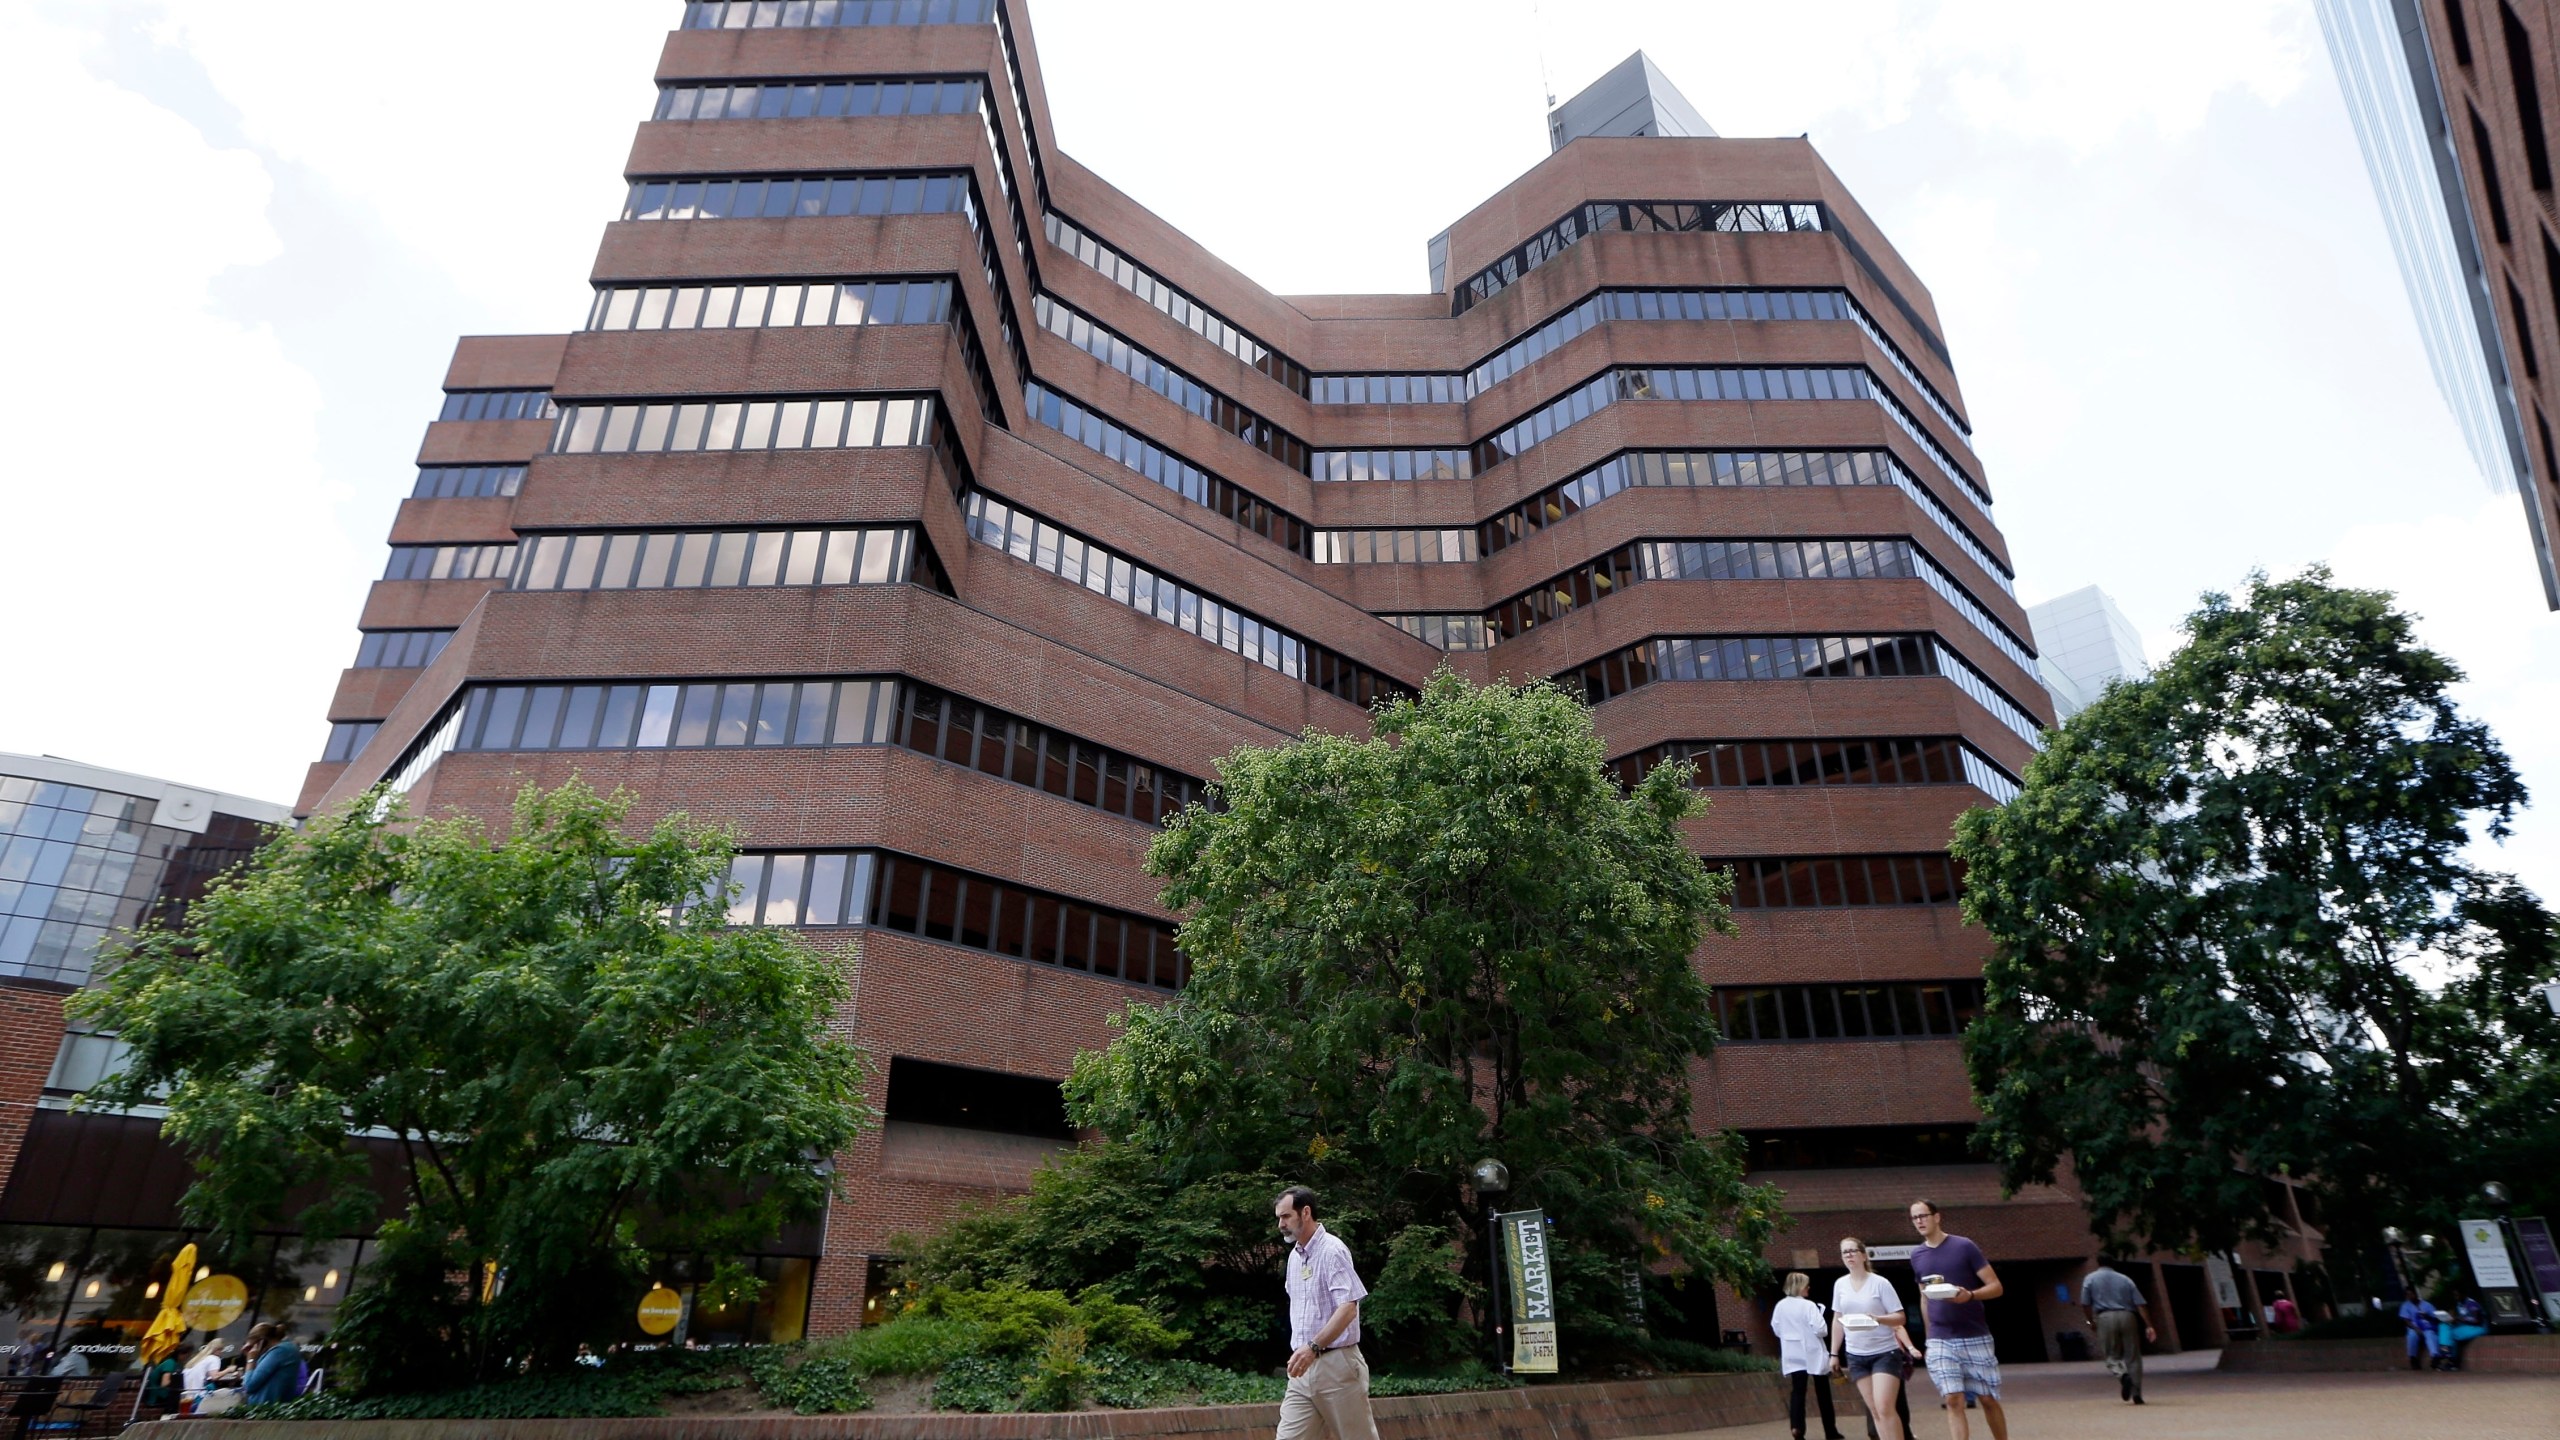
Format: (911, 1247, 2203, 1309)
(293, 0, 2314, 1357)
(2324, 0, 2560, 607)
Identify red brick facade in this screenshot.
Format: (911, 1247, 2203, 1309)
(0, 986, 68, 1204)
(299, 0, 2274, 1359)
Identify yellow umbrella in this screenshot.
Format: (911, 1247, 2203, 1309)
(137, 1244, 197, 1369)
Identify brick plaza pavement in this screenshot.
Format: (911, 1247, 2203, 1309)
(1687, 1350, 2560, 1439)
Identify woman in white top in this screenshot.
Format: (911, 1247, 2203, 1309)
(1771, 1272, 1844, 1440)
(181, 1340, 228, 1405)
(1830, 1237, 1922, 1440)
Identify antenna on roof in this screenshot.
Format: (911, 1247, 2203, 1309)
(1530, 0, 1556, 111)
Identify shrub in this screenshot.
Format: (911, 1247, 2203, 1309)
(1020, 1323, 1097, 1411)
(811, 1313, 979, 1375)
(744, 1347, 874, 1414)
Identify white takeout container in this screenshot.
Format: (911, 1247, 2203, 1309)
(1841, 1313, 1879, 1329)
(1922, 1283, 1962, 1300)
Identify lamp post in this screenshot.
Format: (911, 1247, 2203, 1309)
(2483, 1181, 2551, 1334)
(2382, 1226, 2414, 1311)
(1470, 1158, 1510, 1371)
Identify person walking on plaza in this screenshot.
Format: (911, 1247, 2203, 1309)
(1773, 1272, 1846, 1440)
(1831, 1238, 1919, 1440)
(2077, 1255, 2155, 1403)
(1908, 1199, 2007, 1440)
(1272, 1186, 1380, 1440)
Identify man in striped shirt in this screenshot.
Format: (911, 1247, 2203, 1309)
(1274, 1186, 1380, 1440)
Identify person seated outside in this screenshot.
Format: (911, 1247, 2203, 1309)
(2435, 1294, 2490, 1371)
(181, 1340, 229, 1408)
(238, 1324, 305, 1405)
(2397, 1295, 2439, 1370)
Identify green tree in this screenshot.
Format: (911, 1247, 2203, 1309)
(74, 779, 870, 1388)
(1953, 568, 2560, 1266)
(901, 672, 1779, 1366)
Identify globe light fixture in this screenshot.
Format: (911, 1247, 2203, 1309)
(1470, 1158, 1510, 1196)
(2484, 1181, 2512, 1209)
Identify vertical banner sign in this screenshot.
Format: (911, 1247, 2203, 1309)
(2513, 1218, 2560, 1324)
(2458, 1218, 2529, 1323)
(1501, 1209, 1560, 1374)
(2204, 1255, 2242, 1311)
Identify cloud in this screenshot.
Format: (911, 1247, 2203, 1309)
(0, 6, 343, 801)
(2327, 499, 2560, 900)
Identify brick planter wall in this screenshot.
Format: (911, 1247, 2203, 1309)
(141, 1373, 1783, 1440)
(2218, 1334, 2560, 1374)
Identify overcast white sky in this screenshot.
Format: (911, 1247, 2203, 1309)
(3, 0, 2554, 901)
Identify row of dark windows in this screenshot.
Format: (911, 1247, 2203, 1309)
(1034, 294, 1311, 473)
(1023, 382, 1311, 556)
(962, 491, 1407, 709)
(621, 172, 976, 224)
(722, 848, 1186, 992)
(437, 389, 555, 423)
(1447, 195, 1959, 376)
(321, 721, 379, 763)
(1452, 201, 1825, 313)
(1562, 633, 2045, 747)
(1477, 536, 2035, 674)
(1723, 853, 1965, 909)
(1714, 979, 1987, 1042)
(383, 543, 516, 582)
(1608, 736, 2014, 799)
(1740, 1125, 1978, 1172)
(680, 1, 998, 30)
(1483, 537, 1918, 644)
(412, 464, 523, 500)
(1311, 447, 2013, 598)
(551, 394, 938, 455)
(1562, 632, 1939, 704)
(653, 77, 983, 122)
(351, 630, 452, 670)
(446, 674, 1201, 827)
(1495, 447, 2011, 592)
(586, 276, 951, 333)
(513, 526, 940, 595)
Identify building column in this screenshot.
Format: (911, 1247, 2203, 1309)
(2145, 1261, 2182, 1354)
(0, 987, 67, 1207)
(2233, 1260, 2266, 1341)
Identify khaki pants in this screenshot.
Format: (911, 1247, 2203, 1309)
(2096, 1309, 2143, 1398)
(1275, 1346, 1380, 1440)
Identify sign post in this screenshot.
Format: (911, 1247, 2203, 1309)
(2512, 1218, 2560, 1328)
(1498, 1209, 1560, 1375)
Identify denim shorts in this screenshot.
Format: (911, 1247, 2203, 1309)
(1845, 1348, 1908, 1382)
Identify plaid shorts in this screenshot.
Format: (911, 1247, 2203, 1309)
(1925, 1333, 2001, 1399)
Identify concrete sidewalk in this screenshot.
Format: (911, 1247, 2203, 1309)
(1673, 1351, 2560, 1439)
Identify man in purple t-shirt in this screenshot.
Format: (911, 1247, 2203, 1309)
(1907, 1199, 2007, 1440)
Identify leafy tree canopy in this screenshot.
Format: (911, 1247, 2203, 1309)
(73, 779, 870, 1386)
(901, 672, 1779, 1366)
(1953, 568, 2560, 1263)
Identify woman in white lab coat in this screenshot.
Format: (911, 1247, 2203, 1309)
(1772, 1271, 1845, 1440)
